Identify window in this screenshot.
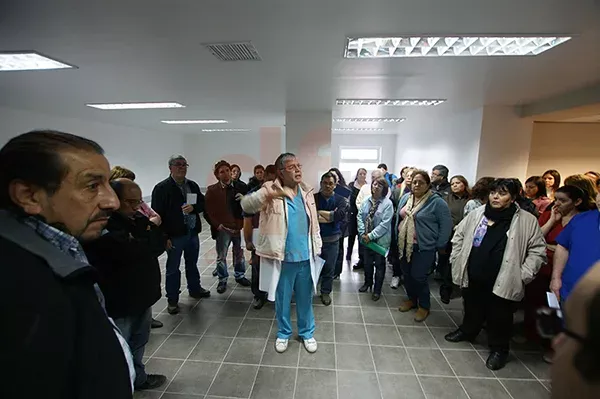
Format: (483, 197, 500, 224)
(338, 146, 381, 182)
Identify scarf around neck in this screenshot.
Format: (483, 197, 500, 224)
(365, 196, 382, 234)
(398, 190, 433, 262)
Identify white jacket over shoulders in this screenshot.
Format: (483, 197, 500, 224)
(450, 205, 547, 301)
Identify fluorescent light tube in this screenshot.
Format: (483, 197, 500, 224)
(336, 99, 445, 106)
(0, 52, 75, 71)
(162, 120, 228, 124)
(86, 102, 185, 110)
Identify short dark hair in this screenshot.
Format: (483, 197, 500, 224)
(412, 170, 432, 186)
(377, 163, 388, 171)
(373, 176, 389, 197)
(433, 165, 449, 179)
(489, 178, 520, 199)
(0, 130, 104, 209)
(213, 160, 231, 176)
(525, 176, 547, 199)
(253, 164, 265, 173)
(328, 167, 348, 187)
(264, 164, 276, 175)
(230, 164, 241, 179)
(543, 169, 561, 191)
(321, 172, 336, 182)
(556, 185, 593, 212)
(471, 177, 495, 201)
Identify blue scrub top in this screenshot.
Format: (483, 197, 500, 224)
(556, 209, 600, 300)
(284, 188, 310, 262)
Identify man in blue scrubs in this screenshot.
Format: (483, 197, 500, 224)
(551, 192, 600, 302)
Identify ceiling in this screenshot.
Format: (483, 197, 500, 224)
(1, 0, 600, 135)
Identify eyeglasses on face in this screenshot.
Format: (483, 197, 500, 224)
(124, 199, 143, 206)
(171, 162, 189, 168)
(281, 163, 302, 172)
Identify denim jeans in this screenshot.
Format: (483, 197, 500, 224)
(165, 232, 201, 303)
(114, 307, 152, 388)
(400, 245, 436, 309)
(334, 237, 344, 276)
(319, 240, 339, 295)
(216, 230, 246, 282)
(364, 248, 386, 294)
(276, 260, 315, 340)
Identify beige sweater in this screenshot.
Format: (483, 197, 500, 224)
(450, 206, 547, 301)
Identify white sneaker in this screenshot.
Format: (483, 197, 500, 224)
(275, 338, 289, 353)
(390, 276, 401, 289)
(303, 337, 318, 353)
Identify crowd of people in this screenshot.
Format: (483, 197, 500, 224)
(2, 129, 600, 398)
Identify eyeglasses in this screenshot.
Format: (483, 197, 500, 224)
(281, 164, 302, 172)
(171, 162, 189, 168)
(536, 307, 586, 343)
(124, 199, 143, 206)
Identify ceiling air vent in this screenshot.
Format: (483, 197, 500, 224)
(203, 41, 262, 61)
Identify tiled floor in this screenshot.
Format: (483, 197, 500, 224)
(136, 229, 551, 399)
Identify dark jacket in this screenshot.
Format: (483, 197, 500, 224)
(151, 176, 204, 238)
(205, 180, 248, 233)
(83, 212, 164, 319)
(247, 177, 263, 192)
(432, 180, 451, 197)
(444, 192, 470, 227)
(0, 211, 132, 399)
(314, 192, 349, 241)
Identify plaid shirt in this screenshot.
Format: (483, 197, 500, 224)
(23, 217, 136, 391)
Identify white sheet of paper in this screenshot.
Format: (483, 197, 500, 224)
(547, 292, 563, 318)
(252, 229, 259, 244)
(186, 193, 197, 205)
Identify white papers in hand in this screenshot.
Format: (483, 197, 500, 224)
(186, 193, 197, 205)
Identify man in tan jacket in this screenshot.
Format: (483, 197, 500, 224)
(444, 178, 546, 371)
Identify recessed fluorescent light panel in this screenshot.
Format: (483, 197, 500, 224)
(202, 128, 250, 132)
(336, 99, 445, 107)
(0, 52, 75, 71)
(344, 36, 572, 58)
(162, 120, 228, 125)
(334, 118, 405, 123)
(86, 102, 185, 110)
(334, 128, 385, 132)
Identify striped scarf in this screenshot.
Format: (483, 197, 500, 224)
(398, 190, 433, 262)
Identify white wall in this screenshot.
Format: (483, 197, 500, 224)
(394, 107, 483, 184)
(0, 106, 185, 197)
(476, 106, 534, 182)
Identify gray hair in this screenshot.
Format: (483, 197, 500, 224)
(433, 164, 449, 179)
(169, 154, 187, 166)
(275, 152, 297, 170)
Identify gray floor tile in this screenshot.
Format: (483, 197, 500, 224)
(261, 338, 301, 367)
(379, 373, 425, 399)
(500, 379, 551, 399)
(250, 366, 296, 399)
(335, 322, 368, 344)
(191, 300, 225, 314)
(207, 363, 258, 398)
(332, 292, 360, 306)
(162, 395, 205, 399)
(514, 351, 551, 380)
(315, 321, 335, 343)
(398, 326, 437, 348)
(166, 360, 219, 395)
(151, 313, 185, 334)
(371, 346, 414, 374)
(188, 336, 232, 362)
(430, 327, 474, 349)
(460, 378, 512, 399)
(144, 358, 184, 386)
(391, 309, 422, 326)
(419, 376, 469, 399)
(443, 350, 494, 377)
(407, 348, 454, 376)
(295, 368, 337, 399)
(366, 325, 403, 346)
(227, 289, 254, 302)
(313, 304, 334, 322)
(133, 391, 162, 399)
(218, 301, 251, 317)
(298, 342, 335, 369)
(146, 333, 169, 355)
(172, 317, 215, 335)
(246, 303, 276, 319)
(334, 306, 363, 323)
(335, 343, 375, 371)
(424, 310, 456, 328)
(224, 338, 266, 364)
(476, 351, 535, 379)
(204, 317, 244, 337)
(236, 318, 272, 339)
(154, 334, 200, 359)
(446, 310, 464, 326)
(359, 293, 388, 307)
(362, 308, 395, 325)
(338, 370, 382, 399)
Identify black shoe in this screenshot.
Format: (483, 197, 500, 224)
(253, 297, 266, 309)
(444, 329, 474, 343)
(235, 277, 251, 287)
(358, 283, 372, 293)
(151, 318, 163, 329)
(212, 268, 218, 276)
(320, 293, 332, 306)
(189, 287, 211, 299)
(167, 302, 180, 315)
(352, 263, 364, 271)
(217, 281, 227, 294)
(372, 293, 381, 301)
(486, 351, 509, 371)
(135, 374, 167, 391)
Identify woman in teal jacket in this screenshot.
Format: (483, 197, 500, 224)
(396, 170, 453, 322)
(357, 176, 394, 301)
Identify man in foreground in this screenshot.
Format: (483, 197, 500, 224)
(0, 130, 135, 398)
